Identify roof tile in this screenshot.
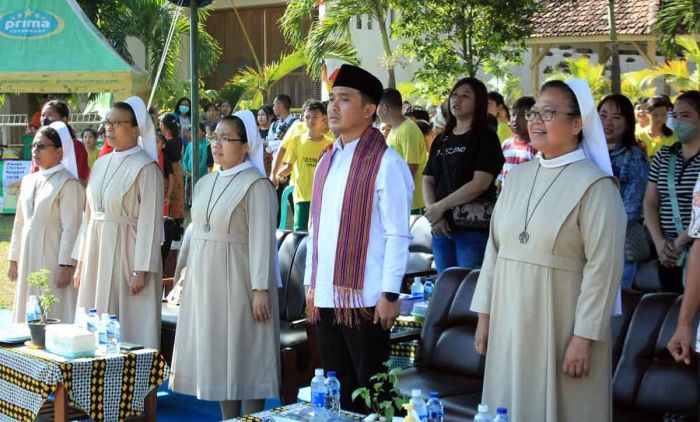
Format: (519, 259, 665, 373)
(531, 0, 659, 38)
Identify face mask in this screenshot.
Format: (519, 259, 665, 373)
(179, 105, 190, 115)
(42, 117, 52, 126)
(674, 121, 698, 144)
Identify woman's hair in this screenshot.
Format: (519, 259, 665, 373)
(675, 90, 700, 116)
(112, 102, 138, 126)
(646, 95, 673, 137)
(415, 119, 433, 136)
(81, 128, 98, 140)
(444, 77, 490, 136)
(44, 100, 70, 119)
(597, 94, 639, 149)
(220, 115, 248, 143)
(174, 97, 191, 117)
(39, 126, 63, 148)
(539, 80, 583, 142)
(159, 112, 181, 137)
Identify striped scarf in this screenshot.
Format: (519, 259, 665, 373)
(307, 126, 388, 326)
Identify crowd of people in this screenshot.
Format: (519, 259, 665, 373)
(6, 62, 700, 421)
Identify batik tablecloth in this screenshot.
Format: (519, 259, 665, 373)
(0, 345, 169, 422)
(230, 402, 365, 421)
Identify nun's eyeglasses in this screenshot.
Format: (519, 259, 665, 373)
(101, 119, 132, 129)
(525, 109, 578, 122)
(207, 135, 243, 145)
(32, 143, 58, 150)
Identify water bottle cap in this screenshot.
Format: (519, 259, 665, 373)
(429, 392, 439, 398)
(411, 389, 422, 397)
(89, 308, 97, 313)
(497, 407, 507, 414)
(110, 315, 118, 320)
(327, 371, 336, 378)
(478, 404, 489, 412)
(314, 368, 324, 376)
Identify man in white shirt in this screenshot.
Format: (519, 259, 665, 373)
(266, 94, 299, 156)
(304, 64, 413, 412)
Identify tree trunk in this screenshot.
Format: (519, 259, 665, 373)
(608, 0, 621, 94)
(378, 17, 396, 88)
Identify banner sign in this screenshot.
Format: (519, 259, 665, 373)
(1, 161, 31, 213)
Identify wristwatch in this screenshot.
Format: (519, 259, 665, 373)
(383, 292, 399, 302)
(59, 264, 73, 268)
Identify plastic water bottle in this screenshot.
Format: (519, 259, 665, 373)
(310, 368, 326, 419)
(494, 407, 510, 422)
(324, 371, 341, 415)
(411, 277, 424, 298)
(423, 277, 435, 302)
(426, 392, 443, 422)
(86, 309, 99, 333)
(107, 315, 121, 354)
(98, 313, 109, 354)
(410, 389, 427, 421)
(26, 295, 39, 322)
(474, 403, 493, 422)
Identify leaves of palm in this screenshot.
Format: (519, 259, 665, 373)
(220, 52, 308, 109)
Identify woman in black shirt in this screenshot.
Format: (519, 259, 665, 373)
(423, 78, 505, 272)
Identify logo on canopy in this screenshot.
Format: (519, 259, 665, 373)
(0, 9, 64, 39)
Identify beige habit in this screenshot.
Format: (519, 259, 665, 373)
(9, 167, 84, 323)
(471, 159, 626, 422)
(169, 164, 281, 400)
(73, 148, 163, 349)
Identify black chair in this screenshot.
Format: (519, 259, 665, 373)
(613, 293, 699, 421)
(397, 268, 483, 401)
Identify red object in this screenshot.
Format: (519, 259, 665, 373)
(99, 141, 113, 157)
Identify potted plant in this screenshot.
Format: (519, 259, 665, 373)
(27, 269, 59, 348)
(352, 362, 408, 421)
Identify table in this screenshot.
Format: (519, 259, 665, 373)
(0, 344, 170, 422)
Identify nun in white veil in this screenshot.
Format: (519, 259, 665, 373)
(470, 79, 626, 421)
(72, 96, 164, 349)
(170, 111, 281, 420)
(9, 122, 85, 323)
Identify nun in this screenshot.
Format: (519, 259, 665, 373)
(471, 80, 626, 421)
(9, 122, 85, 323)
(72, 97, 163, 349)
(169, 111, 281, 420)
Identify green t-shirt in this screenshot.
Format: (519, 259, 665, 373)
(387, 119, 427, 210)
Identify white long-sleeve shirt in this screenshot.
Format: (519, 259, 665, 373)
(304, 137, 414, 308)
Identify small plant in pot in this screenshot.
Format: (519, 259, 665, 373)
(27, 269, 59, 348)
(352, 362, 408, 421)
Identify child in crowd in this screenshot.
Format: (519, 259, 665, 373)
(498, 96, 538, 185)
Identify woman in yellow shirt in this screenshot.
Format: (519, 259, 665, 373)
(81, 128, 100, 169)
(638, 96, 676, 158)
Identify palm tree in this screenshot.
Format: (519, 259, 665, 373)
(655, 0, 700, 55)
(608, 0, 621, 94)
(621, 69, 657, 100)
(546, 57, 611, 102)
(219, 51, 308, 110)
(280, 0, 394, 87)
(653, 35, 700, 93)
(76, 0, 222, 110)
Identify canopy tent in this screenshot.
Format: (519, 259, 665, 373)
(0, 0, 148, 99)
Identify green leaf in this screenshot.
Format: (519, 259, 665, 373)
(352, 387, 368, 402)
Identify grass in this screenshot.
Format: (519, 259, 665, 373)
(0, 215, 16, 309)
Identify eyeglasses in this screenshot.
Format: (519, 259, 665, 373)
(525, 109, 578, 122)
(207, 135, 243, 145)
(31, 143, 58, 150)
(101, 119, 132, 129)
